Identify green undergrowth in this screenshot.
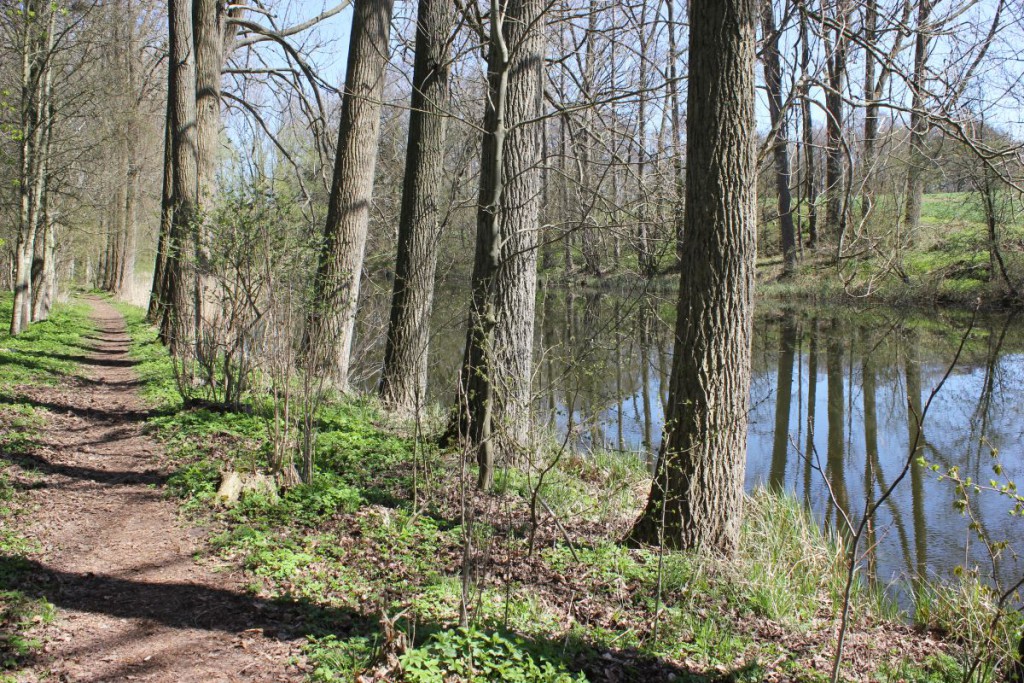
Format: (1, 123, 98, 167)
(0, 294, 93, 395)
(110, 302, 180, 407)
(757, 192, 1024, 309)
(108, 299, 998, 682)
(0, 293, 89, 677)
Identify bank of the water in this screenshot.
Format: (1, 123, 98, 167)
(538, 192, 1024, 311)
(98, 297, 1020, 681)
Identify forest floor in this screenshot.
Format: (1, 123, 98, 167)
(0, 297, 306, 682)
(2, 295, 1017, 682)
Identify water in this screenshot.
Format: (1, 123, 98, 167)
(354, 285, 1024, 595)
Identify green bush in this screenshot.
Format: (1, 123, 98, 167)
(166, 459, 221, 501)
(400, 627, 586, 683)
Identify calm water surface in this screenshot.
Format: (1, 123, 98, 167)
(354, 286, 1024, 594)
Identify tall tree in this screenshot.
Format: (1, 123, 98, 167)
(164, 0, 200, 353)
(798, 5, 817, 249)
(305, 0, 395, 388)
(760, 0, 796, 275)
(456, 0, 545, 490)
(149, 103, 174, 323)
(378, 0, 455, 414)
(10, 0, 55, 335)
(823, 1, 850, 242)
(628, 0, 757, 551)
(903, 0, 932, 239)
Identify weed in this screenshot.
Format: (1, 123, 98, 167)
(400, 627, 586, 683)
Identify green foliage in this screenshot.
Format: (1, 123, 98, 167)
(878, 653, 966, 683)
(0, 295, 93, 393)
(912, 570, 1023, 681)
(400, 627, 586, 683)
(110, 303, 180, 407)
(236, 473, 363, 527)
(303, 634, 377, 681)
(166, 459, 221, 502)
(0, 589, 52, 671)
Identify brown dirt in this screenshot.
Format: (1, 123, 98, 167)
(8, 298, 304, 682)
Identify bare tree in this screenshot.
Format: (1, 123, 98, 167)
(629, 0, 757, 551)
(379, 0, 456, 414)
(455, 0, 546, 490)
(760, 0, 796, 275)
(305, 0, 396, 388)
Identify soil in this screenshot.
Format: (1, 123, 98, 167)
(7, 298, 304, 682)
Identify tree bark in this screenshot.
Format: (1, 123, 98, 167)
(164, 0, 200, 353)
(760, 0, 796, 275)
(903, 0, 932, 240)
(378, 0, 454, 414)
(149, 62, 176, 323)
(628, 0, 757, 552)
(798, 6, 817, 249)
(823, 5, 849, 242)
(455, 0, 545, 489)
(306, 0, 395, 388)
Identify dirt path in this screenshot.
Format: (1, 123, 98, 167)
(10, 298, 304, 682)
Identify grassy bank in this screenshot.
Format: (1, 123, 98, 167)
(539, 193, 1024, 311)
(756, 193, 1024, 310)
(0, 295, 94, 680)
(106, 300, 1023, 682)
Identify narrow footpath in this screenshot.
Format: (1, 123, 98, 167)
(10, 298, 303, 682)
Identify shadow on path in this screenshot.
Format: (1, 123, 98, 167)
(0, 451, 168, 487)
(0, 555, 372, 639)
(0, 393, 168, 423)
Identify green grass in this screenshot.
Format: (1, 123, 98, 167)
(0, 293, 91, 676)
(0, 295, 93, 392)
(110, 302, 180, 407)
(758, 192, 1024, 308)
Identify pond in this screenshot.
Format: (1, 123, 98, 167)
(352, 283, 1024, 599)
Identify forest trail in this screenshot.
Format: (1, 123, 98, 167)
(12, 298, 302, 682)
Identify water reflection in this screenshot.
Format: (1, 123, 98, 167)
(353, 287, 1024, 592)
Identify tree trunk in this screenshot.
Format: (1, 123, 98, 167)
(164, 0, 200, 354)
(861, 0, 878, 221)
(193, 0, 223, 210)
(456, 0, 545, 490)
(823, 9, 848, 242)
(149, 83, 175, 323)
(903, 1, 932, 240)
(760, 0, 796, 275)
(30, 108, 54, 322)
(379, 0, 454, 414)
(306, 0, 395, 388)
(666, 0, 685, 269)
(10, 0, 52, 336)
(635, 0, 654, 278)
(798, 6, 817, 249)
(628, 0, 757, 552)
